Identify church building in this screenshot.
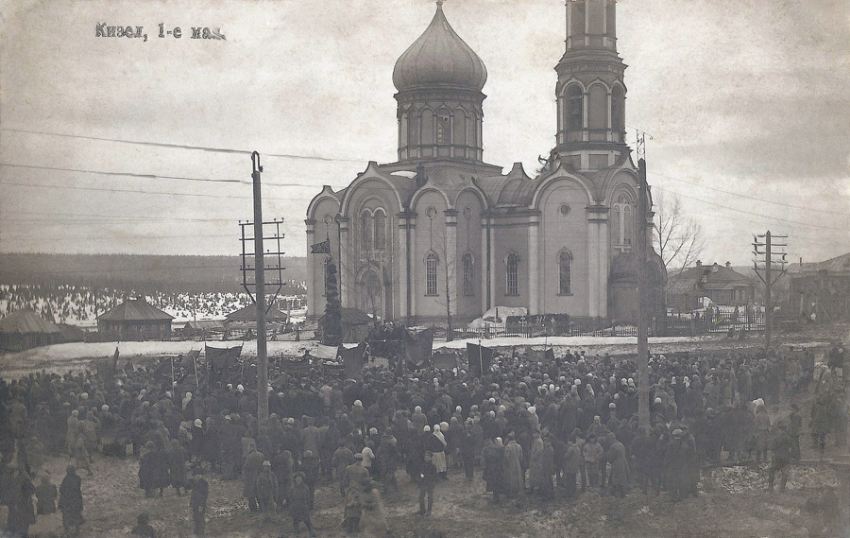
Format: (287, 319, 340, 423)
(306, 0, 665, 326)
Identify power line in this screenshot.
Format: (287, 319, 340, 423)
(1, 163, 246, 185)
(648, 170, 845, 216)
(2, 128, 366, 163)
(654, 186, 849, 232)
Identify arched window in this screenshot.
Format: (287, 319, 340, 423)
(374, 209, 386, 250)
(425, 253, 439, 296)
(506, 253, 520, 296)
(436, 109, 451, 145)
(409, 111, 420, 146)
(559, 251, 572, 295)
(567, 85, 584, 132)
(611, 86, 625, 135)
(462, 253, 475, 296)
(360, 210, 372, 250)
(613, 194, 633, 247)
(588, 84, 607, 130)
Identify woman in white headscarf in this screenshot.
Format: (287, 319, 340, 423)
(425, 424, 448, 478)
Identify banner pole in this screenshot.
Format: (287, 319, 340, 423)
(194, 352, 200, 389)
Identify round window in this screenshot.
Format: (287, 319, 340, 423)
(559, 204, 571, 216)
(426, 207, 438, 219)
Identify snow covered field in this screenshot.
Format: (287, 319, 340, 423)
(0, 284, 307, 325)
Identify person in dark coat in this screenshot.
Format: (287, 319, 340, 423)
(561, 438, 582, 499)
(630, 427, 658, 495)
(418, 451, 438, 516)
(59, 465, 84, 536)
(5, 463, 36, 538)
(664, 429, 688, 501)
(153, 443, 171, 497)
(131, 513, 156, 538)
(272, 449, 294, 510)
(255, 461, 278, 513)
(139, 441, 157, 497)
(300, 450, 320, 509)
(769, 423, 796, 492)
(289, 472, 314, 535)
(168, 438, 188, 495)
(187, 467, 209, 537)
(457, 422, 476, 482)
(242, 445, 265, 512)
(35, 473, 57, 515)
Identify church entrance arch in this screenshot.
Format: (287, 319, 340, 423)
(357, 265, 387, 321)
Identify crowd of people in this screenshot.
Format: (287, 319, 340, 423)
(0, 339, 845, 537)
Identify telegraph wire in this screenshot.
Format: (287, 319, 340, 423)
(653, 185, 848, 232)
(648, 170, 845, 216)
(2, 128, 366, 163)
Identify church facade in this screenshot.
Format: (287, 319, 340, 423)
(306, 0, 665, 326)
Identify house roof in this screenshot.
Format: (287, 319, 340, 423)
(799, 252, 850, 275)
(668, 263, 755, 294)
(98, 299, 174, 322)
(0, 310, 61, 334)
(225, 305, 288, 322)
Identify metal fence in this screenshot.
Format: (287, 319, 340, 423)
(665, 310, 765, 336)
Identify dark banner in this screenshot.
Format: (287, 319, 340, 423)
(340, 343, 368, 378)
(280, 358, 311, 373)
(404, 328, 433, 368)
(467, 343, 495, 377)
(432, 352, 458, 370)
(205, 344, 243, 384)
(528, 348, 556, 364)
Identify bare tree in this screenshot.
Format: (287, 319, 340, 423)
(653, 190, 705, 277)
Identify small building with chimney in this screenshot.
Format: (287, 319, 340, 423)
(667, 261, 756, 312)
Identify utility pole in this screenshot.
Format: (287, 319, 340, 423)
(637, 157, 650, 430)
(240, 154, 285, 422)
(753, 231, 787, 350)
(252, 152, 268, 421)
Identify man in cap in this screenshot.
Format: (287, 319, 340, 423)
(255, 460, 279, 512)
(418, 451, 438, 516)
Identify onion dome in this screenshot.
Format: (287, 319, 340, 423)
(393, 1, 487, 92)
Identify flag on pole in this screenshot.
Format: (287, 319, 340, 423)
(310, 239, 331, 254)
(467, 343, 495, 377)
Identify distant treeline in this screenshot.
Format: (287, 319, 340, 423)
(0, 253, 308, 294)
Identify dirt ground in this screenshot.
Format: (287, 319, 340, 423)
(5, 448, 846, 538)
(2, 323, 849, 537)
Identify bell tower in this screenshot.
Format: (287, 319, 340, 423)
(552, 0, 628, 172)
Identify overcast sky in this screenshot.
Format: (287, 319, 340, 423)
(2, 0, 848, 268)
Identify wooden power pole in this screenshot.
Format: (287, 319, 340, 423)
(637, 158, 650, 430)
(252, 152, 269, 422)
(753, 231, 787, 350)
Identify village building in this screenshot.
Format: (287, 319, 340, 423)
(667, 261, 756, 312)
(224, 304, 288, 340)
(789, 252, 850, 323)
(306, 0, 665, 326)
(97, 298, 173, 341)
(0, 310, 62, 352)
